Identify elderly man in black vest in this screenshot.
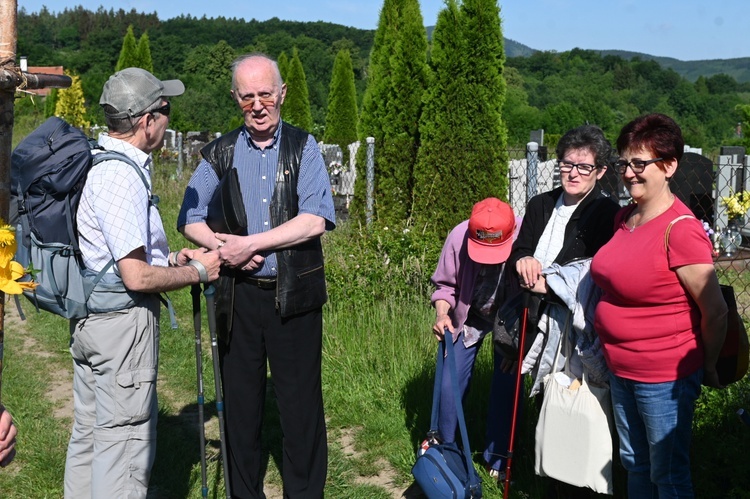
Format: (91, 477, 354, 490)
(178, 53, 335, 498)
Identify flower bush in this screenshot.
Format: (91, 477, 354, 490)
(721, 191, 750, 222)
(0, 220, 37, 295)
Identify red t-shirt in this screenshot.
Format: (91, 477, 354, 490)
(591, 198, 713, 382)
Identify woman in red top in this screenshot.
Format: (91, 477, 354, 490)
(591, 113, 727, 498)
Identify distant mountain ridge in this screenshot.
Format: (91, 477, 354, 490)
(507, 41, 750, 83)
(425, 26, 750, 83)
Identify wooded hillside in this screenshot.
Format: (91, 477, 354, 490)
(16, 7, 750, 153)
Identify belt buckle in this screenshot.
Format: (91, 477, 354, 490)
(255, 278, 276, 290)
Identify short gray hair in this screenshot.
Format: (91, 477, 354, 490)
(103, 99, 163, 134)
(556, 125, 613, 167)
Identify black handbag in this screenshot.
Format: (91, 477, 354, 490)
(664, 216, 750, 386)
(411, 330, 483, 498)
(206, 167, 247, 235)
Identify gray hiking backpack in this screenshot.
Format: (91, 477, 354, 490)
(11, 117, 152, 319)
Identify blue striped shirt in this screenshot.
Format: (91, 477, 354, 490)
(178, 123, 335, 277)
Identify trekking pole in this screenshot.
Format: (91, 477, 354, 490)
(504, 291, 531, 498)
(191, 285, 209, 498)
(203, 285, 231, 499)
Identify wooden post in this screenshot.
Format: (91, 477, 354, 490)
(0, 0, 19, 406)
(0, 0, 71, 403)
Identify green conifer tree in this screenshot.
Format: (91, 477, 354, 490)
(350, 0, 428, 226)
(54, 71, 89, 129)
(323, 49, 359, 166)
(379, 0, 429, 225)
(115, 25, 139, 71)
(412, 0, 508, 240)
(44, 88, 58, 119)
(350, 0, 399, 223)
(136, 32, 154, 72)
(282, 48, 313, 131)
(277, 51, 290, 82)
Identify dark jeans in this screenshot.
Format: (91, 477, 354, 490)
(219, 282, 327, 498)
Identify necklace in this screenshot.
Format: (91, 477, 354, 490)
(627, 195, 674, 232)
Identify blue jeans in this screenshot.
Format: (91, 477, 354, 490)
(437, 331, 520, 472)
(609, 369, 703, 498)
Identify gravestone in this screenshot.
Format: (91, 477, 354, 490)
(672, 152, 714, 224)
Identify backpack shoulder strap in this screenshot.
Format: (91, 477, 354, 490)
(91, 150, 149, 192)
(664, 215, 695, 253)
(90, 149, 177, 328)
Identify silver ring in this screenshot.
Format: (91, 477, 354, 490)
(217, 241, 225, 249)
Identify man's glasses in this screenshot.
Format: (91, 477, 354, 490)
(557, 160, 597, 176)
(239, 93, 277, 111)
(135, 101, 170, 119)
(149, 101, 170, 117)
(613, 158, 662, 174)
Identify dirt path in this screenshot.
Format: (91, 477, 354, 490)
(6, 302, 419, 498)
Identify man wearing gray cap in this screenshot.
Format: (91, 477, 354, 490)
(65, 67, 221, 498)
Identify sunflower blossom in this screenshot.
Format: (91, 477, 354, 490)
(0, 220, 36, 295)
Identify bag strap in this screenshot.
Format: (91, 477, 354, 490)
(664, 215, 695, 253)
(430, 330, 480, 487)
(428, 338, 444, 435)
(549, 311, 573, 375)
(87, 151, 178, 328)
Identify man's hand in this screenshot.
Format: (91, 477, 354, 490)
(516, 256, 543, 289)
(183, 248, 222, 282)
(215, 233, 261, 270)
(0, 406, 17, 467)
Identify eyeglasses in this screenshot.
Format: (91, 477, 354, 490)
(149, 101, 171, 118)
(238, 93, 277, 111)
(134, 101, 170, 119)
(613, 157, 663, 174)
(557, 160, 597, 176)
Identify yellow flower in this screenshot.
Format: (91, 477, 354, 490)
(721, 191, 750, 221)
(0, 261, 37, 294)
(0, 219, 37, 295)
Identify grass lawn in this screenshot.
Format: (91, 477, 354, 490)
(1, 157, 749, 498)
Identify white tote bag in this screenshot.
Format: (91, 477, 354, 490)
(534, 316, 614, 495)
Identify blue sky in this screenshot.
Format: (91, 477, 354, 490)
(17, 0, 749, 61)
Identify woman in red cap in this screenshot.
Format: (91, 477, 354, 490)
(428, 197, 518, 482)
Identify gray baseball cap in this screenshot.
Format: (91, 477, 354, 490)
(100, 67, 185, 119)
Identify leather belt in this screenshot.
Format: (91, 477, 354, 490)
(238, 276, 277, 290)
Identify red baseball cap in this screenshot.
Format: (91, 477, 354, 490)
(467, 197, 516, 264)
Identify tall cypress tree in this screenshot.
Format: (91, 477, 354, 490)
(350, 0, 398, 223)
(323, 49, 359, 166)
(461, 0, 508, 195)
(277, 51, 289, 82)
(350, 0, 428, 226)
(282, 47, 313, 131)
(412, 0, 508, 240)
(115, 25, 138, 71)
(377, 0, 429, 225)
(136, 32, 154, 72)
